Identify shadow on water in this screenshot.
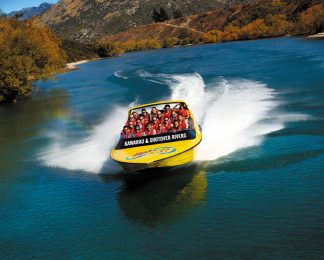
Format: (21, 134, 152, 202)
(0, 90, 69, 176)
(100, 164, 207, 227)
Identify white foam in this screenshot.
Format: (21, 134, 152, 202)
(40, 107, 127, 173)
(40, 72, 306, 173)
(164, 74, 284, 160)
(114, 71, 128, 79)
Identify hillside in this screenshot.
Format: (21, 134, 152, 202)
(99, 0, 324, 43)
(8, 3, 53, 20)
(34, 0, 251, 43)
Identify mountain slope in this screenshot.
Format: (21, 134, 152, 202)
(99, 0, 324, 43)
(34, 0, 251, 43)
(9, 3, 53, 20)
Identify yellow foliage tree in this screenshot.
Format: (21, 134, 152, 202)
(201, 30, 224, 43)
(297, 4, 324, 35)
(0, 18, 66, 102)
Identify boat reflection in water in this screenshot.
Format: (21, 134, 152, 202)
(114, 165, 207, 227)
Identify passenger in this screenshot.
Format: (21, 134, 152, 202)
(168, 123, 174, 133)
(145, 124, 156, 136)
(139, 115, 148, 127)
(128, 121, 136, 134)
(132, 111, 139, 120)
(178, 115, 188, 130)
(120, 126, 133, 139)
(133, 126, 143, 138)
(142, 109, 150, 123)
(151, 107, 158, 120)
(170, 110, 179, 123)
(125, 114, 136, 126)
(157, 110, 164, 123)
(173, 120, 182, 132)
(164, 117, 172, 130)
(163, 104, 172, 118)
(178, 103, 190, 118)
(136, 119, 144, 132)
(152, 117, 160, 129)
(156, 123, 167, 134)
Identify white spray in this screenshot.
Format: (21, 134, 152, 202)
(40, 72, 292, 173)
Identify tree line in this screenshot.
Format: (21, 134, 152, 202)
(98, 3, 324, 57)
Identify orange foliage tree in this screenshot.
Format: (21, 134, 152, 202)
(0, 18, 66, 102)
(297, 4, 324, 35)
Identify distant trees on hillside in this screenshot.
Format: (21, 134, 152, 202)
(0, 18, 66, 103)
(153, 7, 170, 22)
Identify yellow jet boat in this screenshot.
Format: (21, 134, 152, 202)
(111, 100, 202, 172)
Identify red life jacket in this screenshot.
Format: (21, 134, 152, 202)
(125, 119, 136, 126)
(140, 121, 147, 129)
(129, 127, 135, 134)
(152, 120, 160, 130)
(163, 110, 171, 118)
(121, 131, 131, 139)
(180, 120, 188, 129)
(145, 129, 156, 136)
(156, 127, 167, 134)
(171, 114, 179, 123)
(179, 109, 189, 118)
(151, 112, 158, 119)
(133, 132, 142, 138)
(164, 122, 172, 130)
(157, 115, 164, 123)
(143, 113, 150, 122)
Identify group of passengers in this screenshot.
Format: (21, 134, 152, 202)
(120, 103, 190, 139)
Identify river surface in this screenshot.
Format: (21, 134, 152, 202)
(0, 37, 324, 258)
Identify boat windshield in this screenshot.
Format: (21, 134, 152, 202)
(119, 102, 194, 140)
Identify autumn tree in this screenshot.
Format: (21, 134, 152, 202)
(163, 37, 179, 47)
(0, 18, 66, 102)
(296, 4, 324, 35)
(201, 30, 224, 43)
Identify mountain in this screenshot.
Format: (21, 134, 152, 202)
(8, 3, 53, 20)
(34, 0, 251, 43)
(98, 0, 324, 47)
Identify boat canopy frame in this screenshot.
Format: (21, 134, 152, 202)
(128, 99, 189, 116)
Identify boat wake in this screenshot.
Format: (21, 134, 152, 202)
(113, 71, 128, 79)
(40, 72, 301, 174)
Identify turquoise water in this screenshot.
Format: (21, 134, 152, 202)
(0, 37, 324, 258)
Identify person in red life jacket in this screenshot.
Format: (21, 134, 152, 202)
(120, 126, 133, 139)
(151, 116, 160, 129)
(173, 120, 182, 132)
(133, 126, 143, 138)
(170, 110, 179, 123)
(157, 110, 164, 123)
(125, 114, 136, 126)
(141, 109, 150, 123)
(178, 115, 188, 130)
(178, 103, 190, 118)
(151, 107, 158, 120)
(128, 121, 136, 134)
(163, 104, 172, 118)
(156, 123, 167, 134)
(132, 111, 140, 120)
(163, 117, 172, 130)
(145, 124, 156, 136)
(136, 119, 145, 132)
(139, 115, 148, 128)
